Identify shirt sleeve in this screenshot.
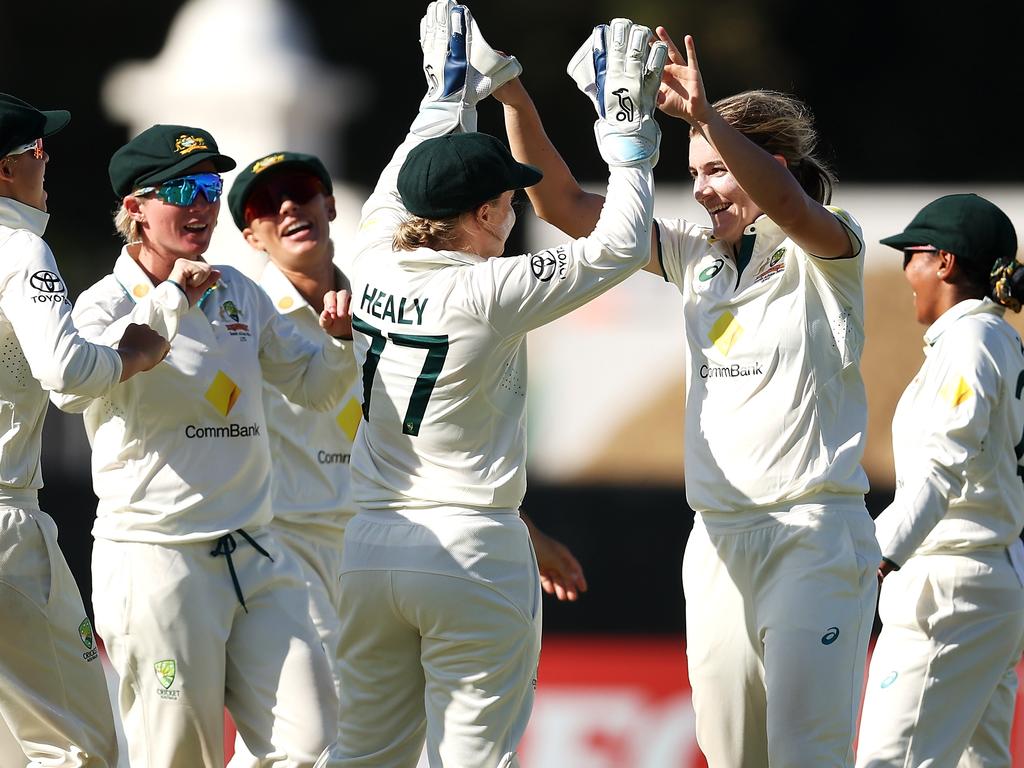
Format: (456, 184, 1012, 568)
(256, 287, 359, 412)
(352, 133, 430, 261)
(874, 335, 998, 565)
(464, 163, 655, 336)
(0, 231, 122, 396)
(804, 207, 865, 307)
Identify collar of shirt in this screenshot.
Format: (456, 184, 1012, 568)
(0, 196, 49, 237)
(396, 246, 486, 271)
(923, 297, 1004, 349)
(706, 214, 787, 280)
(259, 260, 346, 316)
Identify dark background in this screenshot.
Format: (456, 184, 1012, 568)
(6, 0, 1021, 634)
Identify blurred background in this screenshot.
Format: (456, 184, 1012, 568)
(4, 0, 1024, 764)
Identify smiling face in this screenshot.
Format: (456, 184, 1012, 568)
(689, 135, 763, 247)
(131, 160, 220, 270)
(242, 172, 335, 270)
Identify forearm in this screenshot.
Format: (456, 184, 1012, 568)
(500, 80, 604, 238)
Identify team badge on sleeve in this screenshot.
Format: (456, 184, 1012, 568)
(939, 375, 974, 408)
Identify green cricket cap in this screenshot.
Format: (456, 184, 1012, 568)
(109, 124, 236, 198)
(881, 193, 1017, 265)
(0, 92, 70, 157)
(397, 132, 542, 219)
(227, 151, 333, 229)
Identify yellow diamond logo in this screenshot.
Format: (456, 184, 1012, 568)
(940, 375, 974, 408)
(336, 397, 362, 441)
(205, 370, 241, 416)
(709, 312, 743, 356)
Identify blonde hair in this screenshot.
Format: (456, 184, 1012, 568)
(700, 90, 837, 205)
(113, 200, 141, 244)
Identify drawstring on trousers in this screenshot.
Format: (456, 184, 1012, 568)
(210, 529, 274, 612)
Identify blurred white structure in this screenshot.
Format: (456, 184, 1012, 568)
(101, 0, 366, 277)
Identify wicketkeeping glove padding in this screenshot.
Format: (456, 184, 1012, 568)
(567, 19, 667, 167)
(410, 1, 522, 137)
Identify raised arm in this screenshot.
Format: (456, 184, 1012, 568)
(656, 28, 852, 259)
(496, 32, 663, 274)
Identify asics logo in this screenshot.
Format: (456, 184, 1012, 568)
(612, 88, 636, 122)
(820, 626, 840, 645)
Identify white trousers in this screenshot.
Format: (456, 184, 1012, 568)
(856, 546, 1024, 768)
(683, 502, 880, 768)
(316, 509, 542, 768)
(229, 520, 345, 768)
(0, 495, 118, 768)
(92, 527, 338, 768)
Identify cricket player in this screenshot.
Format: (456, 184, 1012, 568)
(225, 147, 590, 766)
(500, 27, 881, 767)
(0, 92, 170, 768)
(50, 123, 356, 767)
(857, 194, 1024, 768)
(314, 4, 665, 767)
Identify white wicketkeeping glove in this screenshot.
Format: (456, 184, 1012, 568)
(567, 19, 667, 167)
(410, 1, 523, 137)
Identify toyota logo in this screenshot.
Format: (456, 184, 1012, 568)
(30, 270, 65, 294)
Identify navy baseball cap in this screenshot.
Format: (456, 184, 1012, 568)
(398, 132, 542, 219)
(0, 92, 70, 157)
(227, 151, 333, 229)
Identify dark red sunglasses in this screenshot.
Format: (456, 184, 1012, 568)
(243, 174, 325, 224)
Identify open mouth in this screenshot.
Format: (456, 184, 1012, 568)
(183, 223, 209, 233)
(282, 221, 314, 238)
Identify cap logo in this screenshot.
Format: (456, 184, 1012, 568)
(252, 154, 285, 174)
(175, 134, 209, 156)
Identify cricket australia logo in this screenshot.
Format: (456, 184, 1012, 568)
(78, 618, 98, 662)
(611, 87, 636, 122)
(154, 659, 180, 700)
(174, 134, 208, 155)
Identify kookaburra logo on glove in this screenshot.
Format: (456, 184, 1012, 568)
(612, 88, 636, 122)
(424, 64, 440, 96)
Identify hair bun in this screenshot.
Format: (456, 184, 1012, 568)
(990, 257, 1024, 312)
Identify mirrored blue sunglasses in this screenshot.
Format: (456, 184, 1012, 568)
(134, 173, 223, 207)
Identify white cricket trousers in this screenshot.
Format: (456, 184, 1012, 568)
(0, 492, 118, 768)
(856, 545, 1024, 768)
(683, 500, 880, 768)
(229, 520, 345, 768)
(316, 508, 542, 768)
(92, 527, 338, 768)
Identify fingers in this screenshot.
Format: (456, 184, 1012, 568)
(683, 34, 699, 71)
(655, 25, 686, 65)
(336, 288, 352, 318)
(322, 290, 338, 319)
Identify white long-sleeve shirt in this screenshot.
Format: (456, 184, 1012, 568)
(259, 262, 360, 535)
(0, 198, 122, 490)
(349, 133, 654, 511)
(658, 210, 869, 514)
(52, 250, 354, 543)
(874, 298, 1024, 566)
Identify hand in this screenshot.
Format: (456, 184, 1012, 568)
(567, 18, 668, 166)
(411, 1, 522, 137)
(168, 258, 220, 307)
(116, 322, 170, 381)
(319, 289, 353, 339)
(527, 522, 588, 602)
(877, 558, 897, 583)
(654, 28, 712, 126)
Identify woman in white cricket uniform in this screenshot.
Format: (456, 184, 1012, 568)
(225, 150, 590, 767)
(856, 194, 1024, 768)
(500, 28, 880, 767)
(50, 124, 357, 768)
(315, 5, 665, 768)
(0, 92, 170, 768)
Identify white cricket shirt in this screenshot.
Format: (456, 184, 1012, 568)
(51, 250, 353, 543)
(658, 210, 869, 513)
(0, 198, 123, 489)
(259, 262, 360, 535)
(348, 134, 654, 512)
(874, 298, 1024, 566)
